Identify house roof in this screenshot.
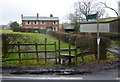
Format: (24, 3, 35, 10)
(80, 17, 120, 24)
(22, 16, 59, 21)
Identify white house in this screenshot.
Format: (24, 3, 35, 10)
(80, 17, 120, 33)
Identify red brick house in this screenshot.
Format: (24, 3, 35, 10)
(21, 14, 59, 31)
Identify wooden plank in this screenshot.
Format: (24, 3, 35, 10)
(8, 44, 55, 46)
(57, 48, 76, 52)
(4, 58, 56, 61)
(8, 51, 56, 53)
(59, 54, 75, 58)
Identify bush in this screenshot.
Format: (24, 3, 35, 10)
(91, 33, 120, 41)
(48, 31, 111, 60)
(93, 37, 111, 60)
(2, 34, 23, 58)
(2, 33, 39, 58)
(13, 27, 21, 32)
(47, 30, 58, 37)
(76, 35, 94, 51)
(69, 34, 78, 45)
(61, 33, 70, 43)
(76, 35, 110, 60)
(20, 28, 27, 32)
(100, 33, 120, 41)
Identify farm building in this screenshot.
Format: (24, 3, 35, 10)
(21, 14, 59, 31)
(118, 1, 120, 16)
(63, 23, 75, 32)
(80, 17, 120, 33)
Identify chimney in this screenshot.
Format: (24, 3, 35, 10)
(50, 14, 53, 17)
(21, 14, 23, 19)
(37, 13, 39, 19)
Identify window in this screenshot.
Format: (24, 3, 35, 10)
(53, 21, 58, 25)
(41, 21, 46, 25)
(53, 27, 57, 31)
(26, 21, 31, 25)
(33, 21, 38, 25)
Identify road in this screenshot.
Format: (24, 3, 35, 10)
(1, 68, 119, 80)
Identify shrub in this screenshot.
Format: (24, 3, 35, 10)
(58, 33, 71, 43)
(20, 28, 27, 32)
(47, 30, 58, 37)
(13, 27, 21, 32)
(100, 33, 120, 41)
(2, 33, 38, 58)
(93, 37, 111, 60)
(91, 33, 120, 41)
(69, 34, 78, 45)
(47, 31, 111, 60)
(75, 35, 110, 60)
(76, 35, 94, 51)
(39, 29, 46, 34)
(2, 34, 23, 58)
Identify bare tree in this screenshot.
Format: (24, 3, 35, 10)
(100, 2, 119, 17)
(74, 0, 107, 20)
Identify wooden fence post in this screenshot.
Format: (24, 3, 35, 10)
(75, 41, 78, 64)
(45, 38, 47, 64)
(54, 42, 57, 64)
(58, 40, 61, 64)
(35, 43, 39, 62)
(81, 49, 85, 64)
(68, 38, 71, 64)
(17, 42, 21, 64)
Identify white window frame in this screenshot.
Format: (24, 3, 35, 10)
(53, 21, 58, 25)
(53, 27, 57, 31)
(33, 21, 38, 25)
(41, 21, 46, 25)
(26, 21, 31, 25)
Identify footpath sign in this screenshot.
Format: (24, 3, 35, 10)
(86, 13, 97, 20)
(86, 13, 100, 61)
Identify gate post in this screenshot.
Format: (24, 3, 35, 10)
(35, 43, 39, 62)
(54, 42, 57, 64)
(58, 40, 61, 64)
(45, 38, 47, 64)
(17, 42, 21, 64)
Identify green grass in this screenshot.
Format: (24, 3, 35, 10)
(1, 30, 76, 67)
(1, 30, 118, 67)
(111, 40, 120, 46)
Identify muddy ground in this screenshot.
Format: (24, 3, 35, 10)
(1, 61, 120, 76)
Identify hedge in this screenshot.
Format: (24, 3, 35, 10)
(90, 33, 120, 41)
(47, 31, 111, 60)
(2, 34, 23, 58)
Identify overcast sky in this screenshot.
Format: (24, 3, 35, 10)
(0, 0, 119, 25)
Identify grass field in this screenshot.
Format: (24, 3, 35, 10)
(1, 30, 118, 67)
(1, 30, 77, 66)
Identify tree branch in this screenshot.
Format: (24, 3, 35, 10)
(100, 2, 119, 17)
